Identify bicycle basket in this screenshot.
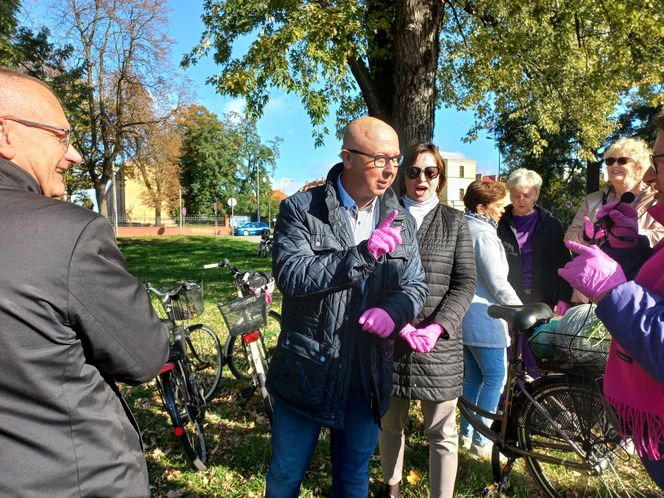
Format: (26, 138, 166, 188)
(217, 295, 267, 337)
(170, 280, 205, 320)
(529, 304, 610, 373)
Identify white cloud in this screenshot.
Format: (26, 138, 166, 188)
(223, 98, 246, 119)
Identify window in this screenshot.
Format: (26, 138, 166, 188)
(459, 165, 465, 178)
(459, 188, 465, 200)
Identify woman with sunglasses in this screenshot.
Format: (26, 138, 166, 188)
(379, 143, 476, 498)
(565, 137, 663, 247)
(565, 137, 662, 302)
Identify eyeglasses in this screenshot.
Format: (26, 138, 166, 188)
(650, 152, 664, 174)
(1, 116, 71, 149)
(604, 156, 632, 166)
(344, 148, 403, 168)
(405, 165, 439, 180)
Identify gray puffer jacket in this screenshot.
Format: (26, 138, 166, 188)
(267, 163, 428, 428)
(392, 204, 476, 402)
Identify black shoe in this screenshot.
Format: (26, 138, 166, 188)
(382, 482, 400, 498)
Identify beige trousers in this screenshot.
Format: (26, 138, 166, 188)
(379, 397, 459, 498)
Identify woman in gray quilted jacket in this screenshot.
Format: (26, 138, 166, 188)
(379, 143, 476, 498)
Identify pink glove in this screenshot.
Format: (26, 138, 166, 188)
(583, 216, 605, 242)
(359, 307, 395, 338)
(407, 323, 445, 353)
(558, 240, 626, 301)
(555, 300, 571, 316)
(595, 201, 639, 249)
(366, 210, 402, 260)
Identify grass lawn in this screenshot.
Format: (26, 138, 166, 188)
(119, 236, 661, 498)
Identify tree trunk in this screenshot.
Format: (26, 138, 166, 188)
(392, 0, 445, 149)
(95, 182, 108, 218)
(155, 205, 162, 226)
(586, 159, 600, 194)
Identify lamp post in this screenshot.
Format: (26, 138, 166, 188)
(111, 165, 120, 237)
(256, 170, 261, 222)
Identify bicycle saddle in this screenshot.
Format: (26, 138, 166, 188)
(488, 302, 553, 334)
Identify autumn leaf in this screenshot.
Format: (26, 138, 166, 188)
(406, 469, 423, 485)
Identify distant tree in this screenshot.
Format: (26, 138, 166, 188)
(125, 115, 182, 226)
(0, 0, 21, 65)
(178, 106, 281, 218)
(62, 0, 185, 217)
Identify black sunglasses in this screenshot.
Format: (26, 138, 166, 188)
(604, 157, 632, 166)
(405, 165, 439, 180)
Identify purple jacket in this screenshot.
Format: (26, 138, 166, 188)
(596, 281, 664, 386)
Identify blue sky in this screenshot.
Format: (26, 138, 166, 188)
(24, 0, 499, 195)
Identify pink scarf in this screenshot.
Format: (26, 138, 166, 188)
(603, 204, 664, 461)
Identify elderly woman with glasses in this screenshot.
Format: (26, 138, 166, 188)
(379, 143, 476, 498)
(565, 137, 663, 302)
(566, 137, 663, 248)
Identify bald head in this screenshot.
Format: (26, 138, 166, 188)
(0, 68, 56, 118)
(342, 116, 398, 151)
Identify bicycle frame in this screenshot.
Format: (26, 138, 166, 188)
(458, 333, 605, 473)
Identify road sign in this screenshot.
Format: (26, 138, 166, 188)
(227, 197, 237, 208)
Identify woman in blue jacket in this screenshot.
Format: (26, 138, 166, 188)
(459, 180, 521, 459)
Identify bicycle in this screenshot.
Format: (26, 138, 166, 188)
(256, 230, 274, 258)
(145, 281, 210, 470)
(458, 302, 656, 497)
(148, 280, 223, 402)
(204, 259, 280, 424)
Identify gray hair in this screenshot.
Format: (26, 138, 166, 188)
(506, 168, 543, 193)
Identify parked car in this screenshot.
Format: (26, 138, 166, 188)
(233, 221, 270, 236)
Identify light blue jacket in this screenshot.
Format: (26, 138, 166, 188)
(461, 215, 522, 347)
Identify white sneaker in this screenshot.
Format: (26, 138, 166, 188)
(471, 441, 493, 460)
(460, 435, 473, 450)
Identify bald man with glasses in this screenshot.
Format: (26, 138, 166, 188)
(265, 116, 428, 497)
(0, 67, 168, 496)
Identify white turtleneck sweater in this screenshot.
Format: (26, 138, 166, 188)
(402, 193, 439, 229)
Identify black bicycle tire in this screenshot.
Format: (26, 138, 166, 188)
(226, 310, 280, 381)
(516, 375, 640, 497)
(160, 368, 207, 470)
(185, 323, 223, 402)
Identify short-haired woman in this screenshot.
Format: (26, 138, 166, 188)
(566, 137, 663, 247)
(379, 144, 476, 498)
(497, 168, 572, 313)
(459, 180, 521, 459)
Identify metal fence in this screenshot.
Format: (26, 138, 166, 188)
(108, 214, 227, 227)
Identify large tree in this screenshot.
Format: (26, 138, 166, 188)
(62, 0, 185, 217)
(186, 0, 663, 161)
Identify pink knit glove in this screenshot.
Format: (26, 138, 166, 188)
(583, 216, 605, 241)
(558, 240, 626, 301)
(366, 210, 402, 260)
(398, 323, 417, 343)
(596, 201, 639, 249)
(359, 307, 395, 338)
(555, 300, 571, 316)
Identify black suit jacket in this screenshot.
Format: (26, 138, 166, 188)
(0, 158, 168, 497)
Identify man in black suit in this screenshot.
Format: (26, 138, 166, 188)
(0, 67, 168, 497)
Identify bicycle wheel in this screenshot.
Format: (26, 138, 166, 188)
(185, 324, 223, 402)
(161, 365, 207, 471)
(226, 310, 280, 381)
(516, 375, 654, 497)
